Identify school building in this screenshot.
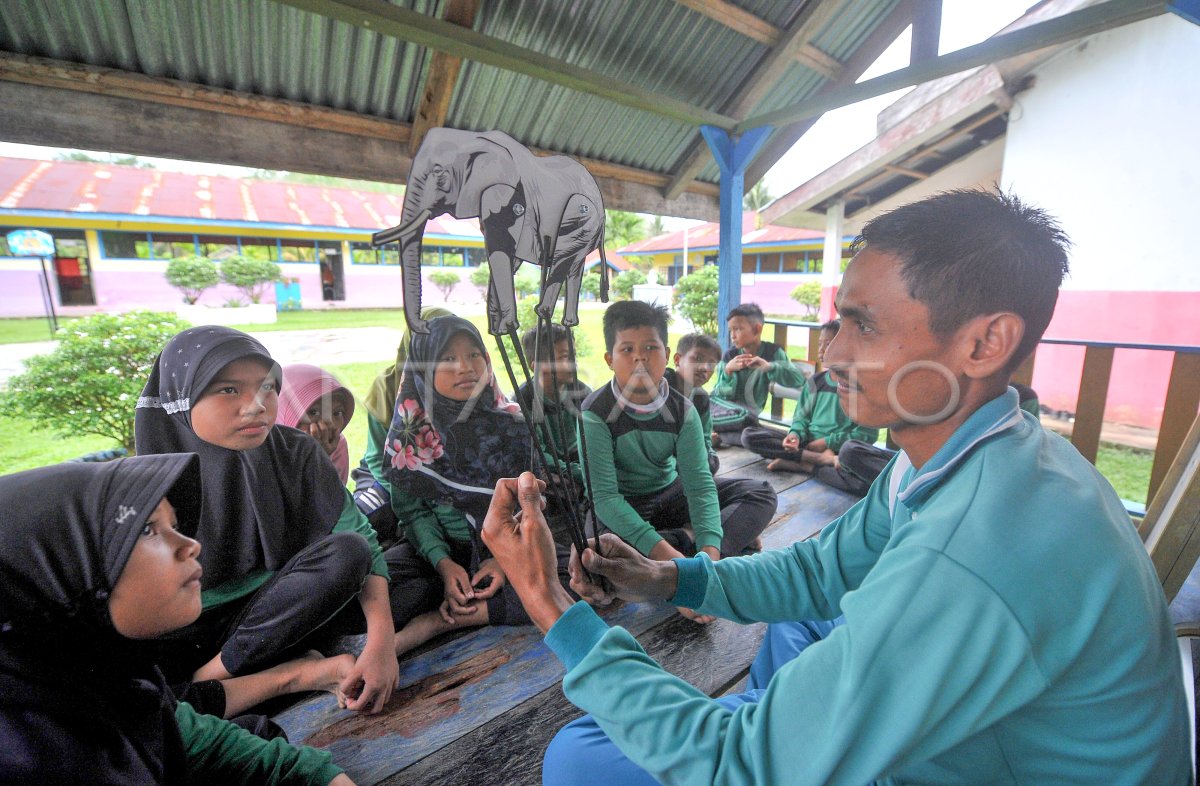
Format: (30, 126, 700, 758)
(617, 212, 850, 317)
(0, 156, 503, 317)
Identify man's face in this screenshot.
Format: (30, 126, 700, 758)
(727, 316, 762, 350)
(606, 326, 668, 404)
(824, 248, 964, 431)
(674, 347, 720, 388)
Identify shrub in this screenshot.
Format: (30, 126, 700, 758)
(165, 256, 219, 304)
(219, 255, 281, 304)
(581, 271, 602, 300)
(790, 280, 821, 319)
(469, 262, 491, 294)
(672, 265, 719, 335)
(514, 295, 592, 359)
(429, 270, 461, 300)
(612, 269, 647, 300)
(515, 267, 541, 299)
(0, 311, 191, 454)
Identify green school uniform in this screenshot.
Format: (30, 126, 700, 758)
(545, 389, 1190, 784)
(711, 341, 806, 411)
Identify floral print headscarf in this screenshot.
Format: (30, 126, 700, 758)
(383, 316, 530, 526)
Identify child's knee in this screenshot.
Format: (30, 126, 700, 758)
(320, 531, 374, 583)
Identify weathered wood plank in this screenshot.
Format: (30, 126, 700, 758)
(1070, 345, 1114, 464)
(1149, 352, 1200, 503)
(712, 445, 760, 473)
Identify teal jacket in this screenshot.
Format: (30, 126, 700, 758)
(545, 389, 1189, 784)
(789, 371, 879, 451)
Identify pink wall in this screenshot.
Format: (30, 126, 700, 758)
(741, 275, 821, 318)
(1031, 291, 1198, 429)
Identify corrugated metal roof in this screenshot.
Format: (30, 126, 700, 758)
(619, 210, 823, 255)
(0, 0, 908, 191)
(0, 155, 485, 236)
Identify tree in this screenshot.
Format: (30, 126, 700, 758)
(673, 265, 720, 335)
(605, 210, 647, 249)
(581, 271, 602, 300)
(612, 269, 647, 301)
(0, 311, 191, 453)
(743, 181, 773, 212)
(164, 256, 219, 304)
(790, 280, 822, 319)
(429, 270, 460, 301)
(56, 152, 156, 169)
(515, 267, 541, 299)
(470, 262, 491, 294)
(648, 215, 666, 238)
(219, 256, 281, 304)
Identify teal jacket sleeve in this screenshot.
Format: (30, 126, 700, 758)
(581, 409, 663, 556)
(177, 701, 343, 785)
(675, 407, 722, 553)
(767, 346, 807, 388)
(331, 488, 388, 577)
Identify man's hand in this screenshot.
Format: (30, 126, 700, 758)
(781, 432, 801, 452)
(481, 473, 573, 633)
(437, 558, 474, 607)
(569, 533, 679, 606)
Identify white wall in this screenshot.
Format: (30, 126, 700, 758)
(1001, 14, 1200, 292)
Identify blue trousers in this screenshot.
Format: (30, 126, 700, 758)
(542, 617, 844, 785)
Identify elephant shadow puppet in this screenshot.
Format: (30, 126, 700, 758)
(374, 128, 609, 336)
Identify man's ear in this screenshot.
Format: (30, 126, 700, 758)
(962, 312, 1025, 379)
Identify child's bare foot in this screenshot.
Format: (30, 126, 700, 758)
(767, 458, 807, 473)
(284, 651, 356, 694)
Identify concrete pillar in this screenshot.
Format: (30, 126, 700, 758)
(819, 201, 844, 322)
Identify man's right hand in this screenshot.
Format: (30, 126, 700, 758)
(569, 534, 679, 606)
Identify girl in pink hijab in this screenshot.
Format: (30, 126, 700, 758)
(278, 364, 355, 483)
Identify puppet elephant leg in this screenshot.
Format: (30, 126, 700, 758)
(480, 184, 524, 336)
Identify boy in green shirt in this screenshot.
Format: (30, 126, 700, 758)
(664, 332, 722, 472)
(481, 190, 1190, 785)
(579, 302, 776, 620)
(709, 302, 807, 441)
(742, 319, 888, 495)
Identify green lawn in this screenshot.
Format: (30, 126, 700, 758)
(0, 316, 81, 344)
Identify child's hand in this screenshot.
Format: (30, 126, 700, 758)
(306, 419, 339, 456)
(724, 354, 753, 373)
(436, 558, 474, 608)
(471, 558, 507, 600)
(782, 432, 801, 452)
(743, 356, 769, 370)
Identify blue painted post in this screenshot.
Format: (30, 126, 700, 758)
(1170, 0, 1200, 26)
(700, 124, 773, 348)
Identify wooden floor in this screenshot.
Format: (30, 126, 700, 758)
(272, 446, 860, 785)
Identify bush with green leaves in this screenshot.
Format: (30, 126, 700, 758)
(612, 269, 647, 300)
(672, 265, 719, 335)
(429, 270, 461, 300)
(219, 255, 281, 304)
(0, 311, 191, 454)
(165, 256, 219, 304)
(790, 280, 822, 319)
(469, 262, 491, 293)
(515, 267, 541, 299)
(581, 271, 602, 300)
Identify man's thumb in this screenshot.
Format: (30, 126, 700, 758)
(517, 471, 542, 513)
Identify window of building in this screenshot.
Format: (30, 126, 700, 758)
(465, 247, 486, 266)
(99, 231, 145, 259)
(198, 235, 239, 259)
(0, 235, 9, 257)
(439, 247, 466, 267)
(279, 239, 317, 262)
(240, 237, 279, 261)
(421, 249, 441, 267)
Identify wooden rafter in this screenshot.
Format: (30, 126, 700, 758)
(408, 0, 481, 156)
(270, 0, 736, 129)
(674, 0, 844, 79)
(882, 163, 930, 179)
(663, 0, 845, 201)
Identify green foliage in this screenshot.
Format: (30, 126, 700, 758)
(429, 270, 461, 300)
(469, 262, 491, 291)
(219, 255, 281, 304)
(581, 271, 602, 299)
(672, 265, 719, 335)
(743, 181, 773, 212)
(164, 256, 219, 304)
(57, 152, 156, 169)
(790, 280, 822, 318)
(515, 267, 541, 299)
(511, 296, 593, 359)
(647, 215, 666, 238)
(0, 311, 191, 453)
(612, 269, 647, 300)
(250, 168, 405, 195)
(604, 210, 647, 249)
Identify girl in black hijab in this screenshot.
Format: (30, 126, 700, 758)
(136, 326, 398, 718)
(0, 454, 354, 785)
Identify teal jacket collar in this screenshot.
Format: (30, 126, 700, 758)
(888, 388, 1025, 514)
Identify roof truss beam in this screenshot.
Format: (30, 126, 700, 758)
(737, 0, 1178, 132)
(269, 0, 737, 129)
(408, 0, 481, 156)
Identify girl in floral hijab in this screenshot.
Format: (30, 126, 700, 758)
(382, 316, 568, 656)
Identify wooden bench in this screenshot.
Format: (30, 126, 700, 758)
(273, 446, 860, 785)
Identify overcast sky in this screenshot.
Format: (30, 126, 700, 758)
(0, 0, 1033, 224)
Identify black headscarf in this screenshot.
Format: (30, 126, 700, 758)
(0, 454, 201, 784)
(383, 316, 531, 526)
(135, 326, 343, 589)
